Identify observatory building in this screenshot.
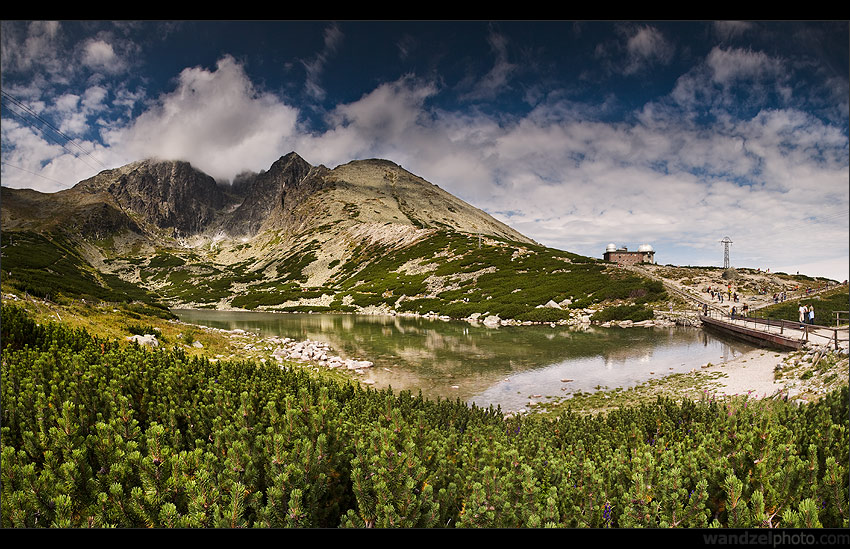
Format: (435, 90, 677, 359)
(603, 243, 656, 265)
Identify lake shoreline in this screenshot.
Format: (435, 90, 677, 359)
(177, 308, 817, 413)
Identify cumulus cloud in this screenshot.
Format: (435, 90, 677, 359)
(299, 76, 440, 166)
(81, 39, 126, 74)
(624, 26, 674, 74)
(0, 115, 107, 192)
(706, 46, 783, 84)
(669, 46, 793, 116)
(109, 55, 300, 181)
(0, 20, 62, 73)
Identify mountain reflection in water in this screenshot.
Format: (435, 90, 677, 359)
(173, 310, 756, 412)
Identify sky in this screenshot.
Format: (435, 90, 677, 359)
(2, 20, 848, 282)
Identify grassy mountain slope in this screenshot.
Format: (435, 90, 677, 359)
(2, 154, 668, 321)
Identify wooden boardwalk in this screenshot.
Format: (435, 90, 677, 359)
(620, 265, 849, 352)
(699, 312, 849, 351)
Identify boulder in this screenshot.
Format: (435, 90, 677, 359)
(483, 315, 501, 327)
(128, 334, 159, 348)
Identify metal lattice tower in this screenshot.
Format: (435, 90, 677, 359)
(720, 236, 733, 269)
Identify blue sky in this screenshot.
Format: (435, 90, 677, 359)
(2, 20, 848, 281)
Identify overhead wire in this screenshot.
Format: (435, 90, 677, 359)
(0, 107, 93, 185)
(1, 89, 108, 173)
(0, 161, 71, 188)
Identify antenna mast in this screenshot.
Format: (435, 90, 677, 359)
(720, 236, 733, 269)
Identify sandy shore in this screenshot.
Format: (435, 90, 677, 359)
(695, 343, 848, 403)
(699, 348, 792, 398)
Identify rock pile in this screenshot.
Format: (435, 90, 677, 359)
(201, 326, 375, 375)
(191, 324, 376, 378)
(598, 318, 678, 329)
(271, 337, 374, 374)
(463, 309, 594, 328)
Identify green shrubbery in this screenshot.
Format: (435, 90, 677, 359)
(126, 323, 162, 337)
(328, 231, 667, 321)
(2, 304, 847, 528)
(759, 287, 850, 325)
(590, 304, 655, 323)
(148, 252, 185, 269)
(2, 231, 167, 308)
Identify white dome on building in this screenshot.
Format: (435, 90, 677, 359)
(637, 244, 654, 252)
(606, 243, 617, 252)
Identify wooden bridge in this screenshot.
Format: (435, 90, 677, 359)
(622, 265, 850, 352)
(699, 311, 848, 351)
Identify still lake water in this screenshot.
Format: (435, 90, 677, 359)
(173, 310, 757, 412)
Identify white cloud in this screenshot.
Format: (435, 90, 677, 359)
(460, 27, 518, 101)
(302, 23, 343, 101)
(82, 85, 108, 112)
(624, 26, 673, 74)
(706, 46, 782, 84)
(300, 76, 440, 166)
(81, 39, 126, 74)
(0, 117, 102, 192)
(109, 55, 300, 181)
(0, 20, 62, 73)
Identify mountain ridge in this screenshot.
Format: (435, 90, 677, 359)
(2, 153, 672, 323)
(2, 152, 531, 245)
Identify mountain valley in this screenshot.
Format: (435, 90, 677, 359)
(2, 152, 670, 323)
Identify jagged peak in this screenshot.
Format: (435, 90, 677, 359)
(264, 151, 312, 174)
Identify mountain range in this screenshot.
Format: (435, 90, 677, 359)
(1, 153, 665, 321)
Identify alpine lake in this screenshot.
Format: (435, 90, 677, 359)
(172, 309, 759, 413)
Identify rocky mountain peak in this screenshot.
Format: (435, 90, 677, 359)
(77, 158, 227, 237)
(220, 153, 329, 237)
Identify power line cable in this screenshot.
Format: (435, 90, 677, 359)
(1, 90, 108, 171)
(0, 161, 71, 188)
(1, 90, 104, 165)
(2, 105, 102, 174)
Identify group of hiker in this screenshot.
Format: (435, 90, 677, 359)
(799, 303, 816, 327)
(705, 285, 738, 304)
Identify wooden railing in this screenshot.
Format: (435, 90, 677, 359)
(725, 314, 848, 350)
(624, 264, 850, 350)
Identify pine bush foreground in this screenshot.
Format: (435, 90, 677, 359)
(1, 304, 847, 528)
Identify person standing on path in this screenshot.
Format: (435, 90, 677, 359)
(799, 304, 808, 327)
(809, 305, 815, 325)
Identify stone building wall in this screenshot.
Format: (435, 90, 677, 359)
(603, 251, 655, 265)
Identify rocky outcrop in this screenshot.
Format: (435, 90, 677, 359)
(74, 159, 227, 237)
(114, 160, 226, 236)
(220, 152, 330, 236)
